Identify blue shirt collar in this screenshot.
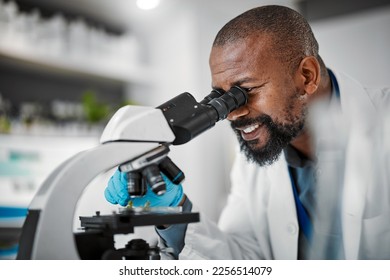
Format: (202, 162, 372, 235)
(327, 69, 340, 100)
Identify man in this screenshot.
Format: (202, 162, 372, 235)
(104, 5, 390, 259)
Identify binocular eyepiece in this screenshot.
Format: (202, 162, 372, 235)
(201, 86, 248, 121)
(158, 86, 248, 146)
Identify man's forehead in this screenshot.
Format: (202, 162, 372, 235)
(210, 36, 272, 86)
(209, 43, 250, 76)
(210, 35, 272, 63)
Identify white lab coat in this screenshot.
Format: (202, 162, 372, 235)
(177, 70, 390, 260)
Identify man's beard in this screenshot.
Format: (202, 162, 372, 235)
(231, 114, 305, 166)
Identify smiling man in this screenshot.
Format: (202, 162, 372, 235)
(211, 34, 312, 166)
(209, 7, 333, 167)
(105, 5, 390, 259)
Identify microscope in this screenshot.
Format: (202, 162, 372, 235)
(16, 86, 248, 260)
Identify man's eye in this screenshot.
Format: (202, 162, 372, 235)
(242, 83, 266, 95)
(244, 87, 255, 94)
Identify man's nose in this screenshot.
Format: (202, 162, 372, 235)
(227, 105, 249, 121)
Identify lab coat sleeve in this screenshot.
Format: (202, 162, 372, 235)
(179, 150, 266, 259)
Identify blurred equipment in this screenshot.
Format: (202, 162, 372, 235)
(308, 95, 390, 259)
(16, 86, 248, 259)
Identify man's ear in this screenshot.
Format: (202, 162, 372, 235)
(296, 56, 321, 95)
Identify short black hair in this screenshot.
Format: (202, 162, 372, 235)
(213, 5, 325, 73)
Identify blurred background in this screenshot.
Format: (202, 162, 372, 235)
(0, 0, 389, 259)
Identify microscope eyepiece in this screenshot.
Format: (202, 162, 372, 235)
(207, 86, 248, 121)
(199, 89, 224, 105)
(157, 86, 247, 145)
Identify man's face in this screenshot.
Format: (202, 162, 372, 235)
(210, 36, 308, 166)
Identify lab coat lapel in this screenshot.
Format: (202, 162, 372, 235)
(333, 71, 376, 259)
(267, 155, 298, 259)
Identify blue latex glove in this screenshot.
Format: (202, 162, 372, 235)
(104, 169, 184, 207)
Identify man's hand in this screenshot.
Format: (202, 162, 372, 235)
(104, 169, 184, 207)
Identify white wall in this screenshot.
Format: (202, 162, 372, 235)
(311, 6, 390, 87)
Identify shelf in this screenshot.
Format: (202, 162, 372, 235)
(0, 44, 150, 85)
